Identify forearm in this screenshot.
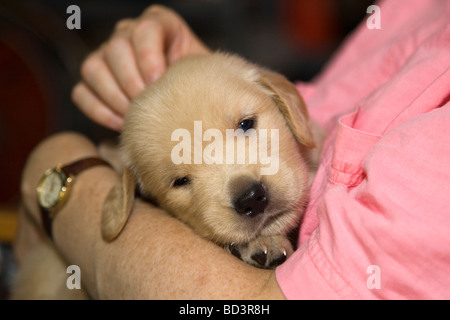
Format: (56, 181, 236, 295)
(18, 132, 107, 296)
(20, 132, 285, 299)
(89, 200, 283, 299)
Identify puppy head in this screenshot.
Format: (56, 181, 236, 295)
(102, 53, 316, 244)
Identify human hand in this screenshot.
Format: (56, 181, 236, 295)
(72, 5, 211, 131)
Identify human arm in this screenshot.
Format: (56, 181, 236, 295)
(18, 132, 286, 299)
(71, 5, 211, 131)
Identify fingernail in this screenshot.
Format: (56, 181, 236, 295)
(109, 115, 124, 132)
(147, 72, 162, 83)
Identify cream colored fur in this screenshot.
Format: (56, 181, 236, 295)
(102, 53, 322, 265)
(13, 52, 324, 299)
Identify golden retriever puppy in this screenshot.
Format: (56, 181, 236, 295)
(102, 52, 322, 268)
(12, 52, 322, 299)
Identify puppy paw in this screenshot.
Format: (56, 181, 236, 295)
(226, 235, 293, 269)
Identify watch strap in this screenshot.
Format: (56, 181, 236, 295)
(41, 156, 112, 239)
(61, 157, 112, 177)
(42, 207, 53, 239)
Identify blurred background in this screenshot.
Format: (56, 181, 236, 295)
(0, 0, 373, 299)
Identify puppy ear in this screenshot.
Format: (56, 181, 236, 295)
(257, 69, 316, 148)
(101, 168, 136, 241)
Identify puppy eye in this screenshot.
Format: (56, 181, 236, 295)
(173, 176, 190, 187)
(238, 117, 256, 132)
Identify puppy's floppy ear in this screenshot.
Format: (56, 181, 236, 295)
(257, 69, 316, 148)
(101, 167, 136, 241)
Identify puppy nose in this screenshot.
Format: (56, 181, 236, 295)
(234, 182, 268, 217)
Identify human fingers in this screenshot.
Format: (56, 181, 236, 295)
(131, 14, 168, 84)
(131, 5, 210, 84)
(103, 19, 146, 100)
(80, 50, 130, 117)
(72, 82, 124, 131)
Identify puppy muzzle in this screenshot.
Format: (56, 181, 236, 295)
(233, 181, 268, 217)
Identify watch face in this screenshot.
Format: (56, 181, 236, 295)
(37, 169, 66, 209)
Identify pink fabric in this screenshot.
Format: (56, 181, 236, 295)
(276, 0, 450, 299)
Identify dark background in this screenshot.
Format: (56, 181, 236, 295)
(0, 0, 373, 299)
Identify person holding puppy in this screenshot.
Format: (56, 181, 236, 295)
(16, 0, 450, 299)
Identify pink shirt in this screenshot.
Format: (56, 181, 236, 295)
(276, 0, 450, 299)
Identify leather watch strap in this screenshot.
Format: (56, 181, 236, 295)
(61, 157, 112, 177)
(42, 208, 53, 239)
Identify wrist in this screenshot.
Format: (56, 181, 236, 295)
(37, 157, 112, 239)
(21, 132, 100, 225)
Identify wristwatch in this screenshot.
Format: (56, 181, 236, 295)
(36, 157, 111, 239)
